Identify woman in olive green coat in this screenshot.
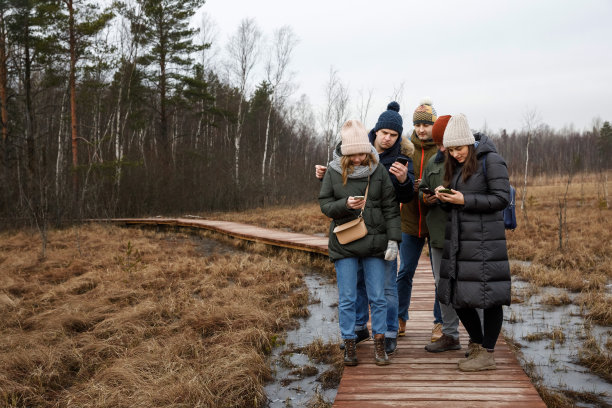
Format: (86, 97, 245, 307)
(319, 119, 401, 366)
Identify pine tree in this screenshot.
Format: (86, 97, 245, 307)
(121, 0, 206, 164)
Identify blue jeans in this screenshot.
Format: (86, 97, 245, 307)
(335, 257, 387, 339)
(355, 258, 399, 338)
(397, 233, 443, 324)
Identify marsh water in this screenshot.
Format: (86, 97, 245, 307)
(503, 275, 612, 407)
(264, 272, 340, 407)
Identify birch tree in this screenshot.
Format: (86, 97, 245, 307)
(520, 108, 540, 223)
(261, 25, 297, 185)
(226, 17, 260, 187)
(320, 67, 349, 163)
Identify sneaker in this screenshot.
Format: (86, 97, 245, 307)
(398, 318, 407, 337)
(385, 337, 397, 355)
(355, 327, 370, 344)
(424, 334, 461, 353)
(431, 323, 443, 342)
(458, 345, 496, 372)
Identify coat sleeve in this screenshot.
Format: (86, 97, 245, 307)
(389, 156, 414, 204)
(318, 171, 356, 220)
(380, 170, 402, 242)
(463, 153, 510, 212)
(419, 160, 435, 206)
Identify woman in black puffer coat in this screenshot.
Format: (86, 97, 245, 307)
(434, 114, 511, 372)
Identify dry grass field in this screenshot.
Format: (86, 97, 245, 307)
(0, 224, 338, 407)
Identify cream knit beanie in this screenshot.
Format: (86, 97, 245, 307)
(443, 114, 476, 148)
(340, 119, 371, 155)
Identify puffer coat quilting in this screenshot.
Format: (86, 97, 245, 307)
(319, 164, 402, 262)
(437, 135, 511, 309)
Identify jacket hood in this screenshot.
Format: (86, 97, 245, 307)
(401, 138, 415, 158)
(474, 132, 498, 158)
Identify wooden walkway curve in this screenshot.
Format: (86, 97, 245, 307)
(101, 217, 546, 407)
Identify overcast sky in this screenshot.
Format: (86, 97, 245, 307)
(198, 0, 612, 134)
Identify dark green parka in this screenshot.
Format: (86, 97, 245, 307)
(419, 150, 446, 249)
(319, 149, 402, 262)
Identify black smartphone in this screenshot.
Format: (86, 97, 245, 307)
(421, 187, 435, 195)
(396, 157, 409, 165)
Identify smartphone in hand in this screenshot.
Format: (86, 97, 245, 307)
(353, 195, 365, 200)
(438, 188, 455, 194)
(421, 187, 435, 195)
(396, 157, 409, 165)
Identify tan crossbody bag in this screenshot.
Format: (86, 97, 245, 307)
(333, 178, 370, 245)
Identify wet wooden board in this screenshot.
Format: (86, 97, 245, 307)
(99, 217, 329, 255)
(334, 263, 546, 407)
(95, 218, 545, 407)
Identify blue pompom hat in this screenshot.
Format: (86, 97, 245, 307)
(373, 101, 403, 136)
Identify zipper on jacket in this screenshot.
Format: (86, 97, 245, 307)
(418, 145, 425, 237)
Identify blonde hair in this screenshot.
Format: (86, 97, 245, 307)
(341, 153, 377, 185)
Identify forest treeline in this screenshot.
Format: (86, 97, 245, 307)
(0, 1, 610, 231)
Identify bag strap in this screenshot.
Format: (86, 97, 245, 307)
(358, 176, 370, 218)
(482, 153, 487, 178)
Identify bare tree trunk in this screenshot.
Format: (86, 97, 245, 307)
(227, 18, 261, 188)
(521, 109, 540, 223)
(0, 9, 8, 144)
(55, 86, 69, 208)
(261, 26, 296, 186)
(521, 130, 531, 214)
(261, 102, 273, 185)
(66, 0, 79, 200)
(356, 87, 373, 125)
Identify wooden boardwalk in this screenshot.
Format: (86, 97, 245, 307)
(334, 261, 546, 407)
(101, 217, 546, 407)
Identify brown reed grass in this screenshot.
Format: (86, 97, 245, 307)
(0, 224, 311, 407)
(577, 326, 612, 382)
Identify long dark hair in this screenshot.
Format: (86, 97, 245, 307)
(443, 145, 478, 187)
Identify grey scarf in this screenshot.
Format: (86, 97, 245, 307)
(328, 145, 379, 178)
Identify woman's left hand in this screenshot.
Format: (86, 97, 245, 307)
(436, 189, 465, 205)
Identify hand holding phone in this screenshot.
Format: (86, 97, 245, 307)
(353, 195, 365, 200)
(421, 187, 435, 195)
(438, 188, 455, 194)
(396, 157, 409, 165)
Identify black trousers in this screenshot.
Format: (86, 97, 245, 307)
(455, 305, 503, 350)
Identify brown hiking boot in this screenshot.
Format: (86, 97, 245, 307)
(431, 323, 443, 342)
(398, 318, 407, 337)
(373, 334, 390, 366)
(343, 338, 358, 366)
(425, 334, 461, 353)
(459, 340, 480, 362)
(458, 345, 496, 372)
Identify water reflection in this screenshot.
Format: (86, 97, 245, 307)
(504, 279, 612, 407)
(265, 273, 340, 407)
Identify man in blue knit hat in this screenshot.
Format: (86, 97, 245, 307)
(316, 102, 415, 355)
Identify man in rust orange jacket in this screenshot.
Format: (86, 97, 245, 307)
(397, 98, 443, 341)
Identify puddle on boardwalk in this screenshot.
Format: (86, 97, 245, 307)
(504, 278, 612, 407)
(264, 273, 340, 407)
